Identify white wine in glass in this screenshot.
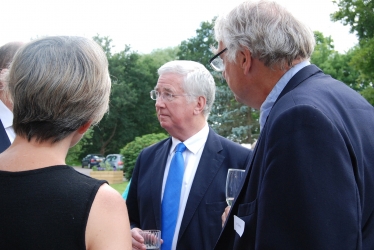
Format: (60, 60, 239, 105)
(226, 169, 245, 206)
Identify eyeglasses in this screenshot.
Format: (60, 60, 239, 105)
(209, 48, 227, 72)
(150, 90, 191, 102)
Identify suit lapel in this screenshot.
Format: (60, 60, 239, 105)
(178, 128, 225, 240)
(0, 119, 11, 153)
(151, 138, 172, 229)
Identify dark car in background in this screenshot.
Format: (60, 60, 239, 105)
(81, 154, 105, 168)
(103, 154, 124, 170)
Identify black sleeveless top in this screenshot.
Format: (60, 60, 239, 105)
(0, 165, 106, 249)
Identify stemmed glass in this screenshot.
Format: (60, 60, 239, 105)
(225, 169, 245, 206)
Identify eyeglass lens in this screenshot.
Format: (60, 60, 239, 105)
(211, 58, 224, 71)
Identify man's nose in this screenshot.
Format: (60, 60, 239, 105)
(155, 96, 165, 107)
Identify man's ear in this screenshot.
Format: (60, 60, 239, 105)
(77, 121, 92, 134)
(194, 96, 206, 115)
(239, 47, 252, 75)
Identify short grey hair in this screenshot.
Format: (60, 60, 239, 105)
(214, 0, 315, 69)
(7, 36, 111, 143)
(157, 60, 216, 118)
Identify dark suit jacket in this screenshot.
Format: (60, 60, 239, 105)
(0, 119, 11, 153)
(215, 65, 374, 250)
(127, 127, 252, 250)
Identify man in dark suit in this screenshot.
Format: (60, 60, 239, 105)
(210, 0, 374, 249)
(127, 60, 252, 250)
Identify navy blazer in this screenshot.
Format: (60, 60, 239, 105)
(127, 127, 252, 250)
(0, 119, 11, 153)
(215, 65, 374, 249)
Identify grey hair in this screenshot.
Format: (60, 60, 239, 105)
(157, 60, 215, 118)
(214, 0, 315, 69)
(7, 36, 111, 143)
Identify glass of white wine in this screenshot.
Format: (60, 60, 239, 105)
(225, 169, 245, 206)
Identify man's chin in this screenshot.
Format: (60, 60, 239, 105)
(159, 121, 170, 130)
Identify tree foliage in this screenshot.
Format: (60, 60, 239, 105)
(349, 38, 374, 82)
(331, 0, 374, 102)
(331, 0, 374, 40)
(361, 87, 374, 105)
(178, 19, 217, 69)
(120, 133, 169, 179)
(66, 128, 94, 166)
(80, 36, 175, 157)
(311, 31, 365, 91)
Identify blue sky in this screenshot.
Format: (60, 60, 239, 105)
(2, 0, 357, 54)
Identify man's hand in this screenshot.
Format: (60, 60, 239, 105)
(131, 228, 146, 250)
(222, 206, 231, 227)
(131, 228, 164, 250)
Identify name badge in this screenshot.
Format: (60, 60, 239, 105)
(234, 215, 245, 237)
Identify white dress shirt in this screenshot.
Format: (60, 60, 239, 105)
(0, 100, 15, 143)
(161, 123, 209, 250)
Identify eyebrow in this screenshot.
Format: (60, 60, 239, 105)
(155, 87, 174, 93)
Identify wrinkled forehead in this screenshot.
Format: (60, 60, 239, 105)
(155, 73, 184, 92)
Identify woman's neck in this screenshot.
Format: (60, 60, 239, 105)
(0, 135, 71, 172)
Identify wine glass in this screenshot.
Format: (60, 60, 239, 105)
(225, 168, 245, 206)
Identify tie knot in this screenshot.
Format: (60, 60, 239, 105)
(175, 143, 186, 153)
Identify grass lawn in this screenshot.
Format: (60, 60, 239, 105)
(110, 181, 129, 195)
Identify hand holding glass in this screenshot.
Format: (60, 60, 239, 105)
(139, 230, 161, 250)
(226, 169, 245, 206)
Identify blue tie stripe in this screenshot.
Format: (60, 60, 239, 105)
(161, 143, 187, 250)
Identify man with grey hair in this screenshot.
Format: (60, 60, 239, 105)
(126, 60, 251, 250)
(210, 0, 374, 249)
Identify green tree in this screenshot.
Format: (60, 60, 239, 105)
(120, 133, 169, 179)
(66, 128, 94, 166)
(81, 36, 167, 157)
(178, 18, 259, 143)
(349, 38, 374, 83)
(331, 0, 374, 39)
(311, 31, 364, 91)
(331, 0, 374, 99)
(361, 87, 374, 105)
(178, 19, 217, 68)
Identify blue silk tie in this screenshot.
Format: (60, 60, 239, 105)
(161, 143, 187, 250)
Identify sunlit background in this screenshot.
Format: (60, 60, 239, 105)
(1, 0, 357, 53)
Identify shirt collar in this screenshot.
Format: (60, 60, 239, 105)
(170, 123, 209, 155)
(0, 100, 13, 128)
(259, 60, 310, 131)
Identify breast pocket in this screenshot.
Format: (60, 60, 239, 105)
(233, 199, 257, 249)
(237, 199, 256, 217)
